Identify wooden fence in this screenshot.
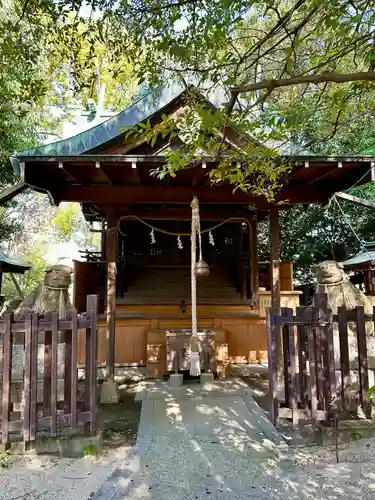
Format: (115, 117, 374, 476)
(267, 293, 372, 427)
(0, 295, 98, 446)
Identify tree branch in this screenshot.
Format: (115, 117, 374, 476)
(136, 0, 201, 13)
(231, 71, 375, 94)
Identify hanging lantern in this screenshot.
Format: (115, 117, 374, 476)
(195, 258, 210, 277)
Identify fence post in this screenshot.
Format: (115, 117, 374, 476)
(356, 306, 371, 418)
(64, 320, 72, 416)
(338, 307, 350, 410)
(296, 307, 308, 409)
(69, 311, 78, 433)
(23, 313, 32, 443)
(307, 307, 318, 425)
(43, 312, 52, 417)
(85, 295, 98, 435)
(281, 308, 290, 406)
(51, 313, 58, 437)
(2, 314, 12, 446)
(29, 313, 39, 442)
(315, 293, 336, 408)
(281, 307, 298, 427)
(267, 308, 279, 427)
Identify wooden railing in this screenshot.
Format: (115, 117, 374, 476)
(0, 295, 98, 446)
(267, 294, 372, 427)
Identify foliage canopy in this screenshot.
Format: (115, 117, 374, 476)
(4, 0, 375, 283)
(17, 0, 375, 196)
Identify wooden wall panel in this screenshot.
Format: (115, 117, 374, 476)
(78, 325, 107, 365)
(78, 309, 269, 367)
(280, 261, 293, 291)
(214, 318, 267, 364)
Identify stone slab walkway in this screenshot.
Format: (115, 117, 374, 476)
(93, 378, 375, 499)
(93, 379, 288, 499)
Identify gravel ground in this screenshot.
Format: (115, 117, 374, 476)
(3, 377, 375, 500)
(3, 437, 375, 500)
(0, 444, 135, 500)
(271, 437, 375, 500)
(0, 382, 142, 500)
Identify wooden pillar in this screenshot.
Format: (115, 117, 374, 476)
(236, 224, 246, 299)
(106, 210, 117, 380)
(270, 208, 282, 378)
(249, 216, 259, 305)
(101, 219, 107, 260)
(270, 209, 281, 311)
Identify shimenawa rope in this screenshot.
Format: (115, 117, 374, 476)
(190, 196, 201, 376)
(116, 214, 250, 238)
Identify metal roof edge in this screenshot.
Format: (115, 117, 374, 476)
(0, 252, 31, 272)
(12, 82, 188, 175)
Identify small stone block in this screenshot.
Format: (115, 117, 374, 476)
(200, 372, 214, 388)
(100, 380, 119, 404)
(169, 373, 183, 387)
(59, 433, 103, 458)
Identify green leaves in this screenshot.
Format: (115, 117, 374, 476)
(367, 385, 375, 401)
(51, 203, 81, 242)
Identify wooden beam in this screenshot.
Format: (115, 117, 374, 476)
(18, 154, 375, 164)
(106, 210, 117, 380)
(0, 183, 28, 205)
(58, 162, 80, 183)
(95, 161, 112, 185)
(59, 185, 329, 205)
(336, 191, 375, 209)
(235, 226, 246, 299)
(192, 168, 208, 187)
(249, 216, 259, 306)
(128, 208, 251, 220)
(20, 162, 25, 181)
(131, 164, 141, 185)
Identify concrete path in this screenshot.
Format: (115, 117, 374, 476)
(92, 378, 375, 499)
(93, 378, 288, 499)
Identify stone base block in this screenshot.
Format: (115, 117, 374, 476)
(200, 372, 214, 388)
(100, 380, 119, 404)
(169, 373, 183, 387)
(59, 433, 102, 458)
(0, 432, 103, 458)
(315, 420, 375, 446)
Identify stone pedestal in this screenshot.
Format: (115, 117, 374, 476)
(100, 379, 119, 404)
(169, 373, 183, 388)
(200, 372, 214, 388)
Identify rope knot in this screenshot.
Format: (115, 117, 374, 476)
(191, 196, 199, 212)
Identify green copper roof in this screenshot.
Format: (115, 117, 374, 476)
(343, 242, 375, 267)
(0, 252, 31, 273)
(12, 82, 187, 176)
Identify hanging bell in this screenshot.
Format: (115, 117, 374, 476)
(195, 259, 210, 277)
